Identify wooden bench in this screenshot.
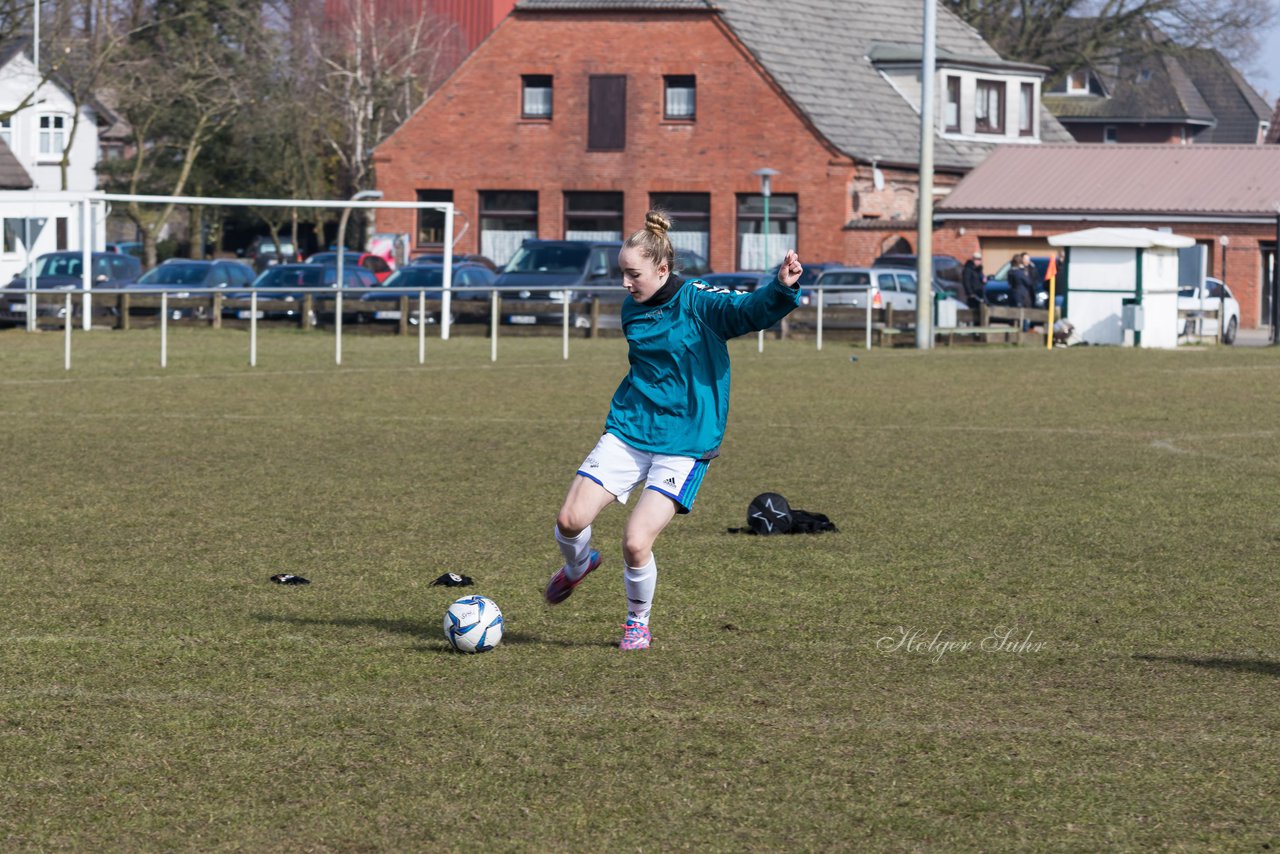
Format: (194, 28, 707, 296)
(934, 325, 1020, 345)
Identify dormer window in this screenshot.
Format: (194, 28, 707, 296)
(975, 80, 1006, 134)
(1065, 69, 1090, 94)
(1019, 82, 1035, 136)
(944, 76, 961, 132)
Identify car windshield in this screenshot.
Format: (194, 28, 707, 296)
(504, 244, 590, 274)
(382, 269, 443, 288)
(140, 263, 209, 285)
(17, 254, 84, 278)
(819, 271, 871, 287)
(256, 267, 326, 287)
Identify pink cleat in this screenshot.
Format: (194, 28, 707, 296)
(544, 550, 601, 605)
(619, 620, 652, 651)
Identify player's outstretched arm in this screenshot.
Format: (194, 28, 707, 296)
(691, 249, 804, 339)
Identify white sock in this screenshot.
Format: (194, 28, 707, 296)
(624, 555, 657, 625)
(555, 525, 593, 581)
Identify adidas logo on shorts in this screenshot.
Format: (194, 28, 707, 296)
(587, 458, 600, 469)
(663, 476, 677, 487)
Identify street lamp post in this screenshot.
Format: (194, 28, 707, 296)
(754, 168, 780, 353)
(335, 189, 383, 365)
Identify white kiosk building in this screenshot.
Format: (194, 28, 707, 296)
(1049, 227, 1195, 348)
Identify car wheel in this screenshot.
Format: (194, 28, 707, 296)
(1223, 316, 1237, 345)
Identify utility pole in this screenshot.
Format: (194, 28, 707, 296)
(915, 0, 936, 349)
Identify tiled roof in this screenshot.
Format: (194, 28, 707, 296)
(517, 0, 1074, 170)
(0, 138, 33, 190)
(1044, 41, 1269, 143)
(1178, 49, 1272, 143)
(937, 144, 1280, 217)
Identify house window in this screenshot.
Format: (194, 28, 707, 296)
(650, 192, 710, 262)
(1104, 125, 1118, 144)
(1, 220, 14, 253)
(522, 75, 552, 119)
(564, 191, 623, 240)
(56, 218, 68, 250)
(1019, 82, 1035, 137)
(974, 80, 1005, 134)
(944, 76, 960, 132)
(416, 189, 453, 247)
(587, 75, 627, 151)
(736, 193, 797, 271)
(1065, 69, 1089, 94)
(0, 117, 11, 149)
(38, 114, 67, 157)
(479, 190, 537, 268)
(664, 75, 696, 120)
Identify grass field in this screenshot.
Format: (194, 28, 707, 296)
(2, 326, 1278, 852)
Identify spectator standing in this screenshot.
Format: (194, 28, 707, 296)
(1008, 254, 1033, 308)
(961, 251, 984, 315)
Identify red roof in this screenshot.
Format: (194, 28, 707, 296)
(938, 144, 1280, 218)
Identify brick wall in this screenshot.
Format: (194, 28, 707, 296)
(936, 218, 1276, 327)
(373, 10, 862, 273)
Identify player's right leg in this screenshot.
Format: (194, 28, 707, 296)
(547, 434, 646, 605)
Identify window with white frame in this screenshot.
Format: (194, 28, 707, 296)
(664, 75, 696, 120)
(974, 80, 1005, 134)
(39, 114, 68, 157)
(0, 117, 11, 150)
(1104, 125, 1118, 144)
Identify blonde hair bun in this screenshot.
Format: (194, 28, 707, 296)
(645, 211, 672, 236)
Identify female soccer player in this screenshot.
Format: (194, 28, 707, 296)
(545, 210, 803, 650)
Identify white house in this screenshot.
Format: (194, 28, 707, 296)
(0, 40, 112, 283)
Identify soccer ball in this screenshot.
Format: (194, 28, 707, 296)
(443, 595, 504, 653)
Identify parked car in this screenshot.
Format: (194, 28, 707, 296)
(358, 263, 496, 324)
(246, 235, 301, 273)
(0, 251, 143, 326)
(1178, 276, 1239, 344)
(131, 259, 256, 319)
(106, 241, 144, 259)
(411, 252, 499, 272)
(493, 239, 623, 326)
(305, 250, 395, 282)
(674, 248, 712, 277)
(983, 255, 1059, 309)
(873, 253, 964, 293)
(224, 263, 377, 321)
(814, 266, 968, 315)
(696, 272, 774, 291)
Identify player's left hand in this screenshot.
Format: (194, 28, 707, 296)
(778, 250, 803, 287)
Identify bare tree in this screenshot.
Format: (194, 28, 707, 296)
(944, 0, 1276, 83)
(97, 0, 258, 267)
(311, 0, 457, 196)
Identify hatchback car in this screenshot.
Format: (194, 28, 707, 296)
(1178, 276, 1239, 344)
(358, 263, 496, 324)
(305, 250, 394, 282)
(247, 236, 301, 273)
(131, 259, 256, 319)
(983, 256, 1058, 309)
(493, 239, 623, 326)
(1, 251, 142, 326)
(873, 253, 964, 294)
(224, 263, 378, 321)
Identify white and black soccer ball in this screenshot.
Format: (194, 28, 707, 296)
(443, 595, 504, 653)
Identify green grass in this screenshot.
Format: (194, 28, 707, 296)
(2, 326, 1279, 852)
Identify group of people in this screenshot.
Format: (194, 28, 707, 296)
(960, 251, 1050, 310)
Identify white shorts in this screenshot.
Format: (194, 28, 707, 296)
(576, 432, 710, 515)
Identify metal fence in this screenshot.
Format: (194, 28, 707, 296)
(1, 282, 1017, 370)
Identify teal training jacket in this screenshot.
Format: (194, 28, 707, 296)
(603, 275, 801, 459)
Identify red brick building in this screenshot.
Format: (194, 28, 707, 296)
(935, 145, 1280, 329)
(372, 0, 1073, 272)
